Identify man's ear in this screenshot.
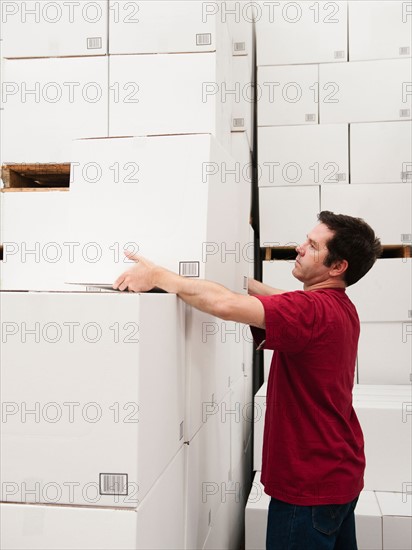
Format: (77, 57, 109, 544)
(329, 259, 348, 278)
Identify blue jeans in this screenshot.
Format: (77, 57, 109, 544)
(266, 495, 359, 550)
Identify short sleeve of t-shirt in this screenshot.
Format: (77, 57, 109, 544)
(251, 291, 317, 354)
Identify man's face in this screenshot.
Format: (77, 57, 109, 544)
(292, 223, 335, 285)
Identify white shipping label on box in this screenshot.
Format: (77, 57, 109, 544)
(347, 259, 412, 322)
(108, 52, 232, 151)
(349, 1, 412, 61)
(320, 184, 412, 245)
(0, 446, 186, 550)
(257, 65, 319, 126)
(260, 186, 320, 247)
(256, 1, 347, 66)
(1, 57, 109, 163)
(109, 0, 228, 54)
(258, 124, 348, 187)
(354, 399, 412, 492)
(319, 59, 412, 123)
(0, 291, 185, 508)
(68, 135, 247, 293)
(1, 0, 108, 58)
(350, 121, 412, 184)
(0, 191, 70, 291)
(376, 492, 412, 550)
(357, 323, 412, 385)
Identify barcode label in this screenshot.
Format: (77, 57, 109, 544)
(334, 50, 346, 59)
(233, 117, 245, 128)
(87, 37, 102, 50)
(234, 41, 246, 53)
(243, 276, 248, 290)
(400, 47, 410, 55)
(179, 261, 200, 277)
(196, 33, 212, 46)
(408, 310, 412, 319)
(305, 114, 316, 122)
(86, 286, 102, 292)
(401, 171, 412, 181)
(179, 421, 184, 441)
(400, 109, 411, 118)
(99, 473, 128, 496)
(336, 173, 346, 182)
(401, 234, 412, 242)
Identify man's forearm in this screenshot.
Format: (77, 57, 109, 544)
(248, 278, 288, 296)
(153, 266, 237, 318)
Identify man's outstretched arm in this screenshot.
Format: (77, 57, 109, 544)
(113, 252, 265, 329)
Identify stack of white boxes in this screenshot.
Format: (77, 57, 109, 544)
(246, 2, 412, 549)
(0, 2, 256, 549)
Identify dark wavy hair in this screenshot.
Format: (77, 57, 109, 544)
(318, 211, 383, 286)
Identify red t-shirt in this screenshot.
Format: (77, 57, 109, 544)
(251, 288, 365, 505)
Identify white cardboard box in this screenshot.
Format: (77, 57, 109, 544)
(353, 385, 412, 399)
(253, 383, 267, 471)
(185, 309, 244, 442)
(256, 0, 347, 66)
(231, 55, 254, 148)
(185, 391, 231, 550)
(1, 0, 108, 58)
(108, 52, 232, 152)
(262, 260, 303, 292)
(245, 472, 271, 550)
(349, 1, 412, 61)
(319, 59, 412, 124)
(67, 135, 248, 293)
(357, 323, 412, 385)
(257, 65, 319, 126)
(375, 492, 412, 550)
(1, 57, 109, 163)
(0, 445, 186, 550)
(109, 0, 229, 55)
(0, 291, 185, 507)
(0, 190, 70, 291)
(347, 259, 412, 322)
(260, 186, 320, 247)
(355, 490, 383, 550)
(258, 124, 348, 187)
(353, 398, 412, 492)
(320, 184, 412, 245)
(350, 121, 412, 184)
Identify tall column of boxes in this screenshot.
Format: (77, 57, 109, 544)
(0, 2, 256, 549)
(246, 2, 412, 549)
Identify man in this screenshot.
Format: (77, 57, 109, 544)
(113, 211, 382, 550)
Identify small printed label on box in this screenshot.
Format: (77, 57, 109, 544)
(233, 117, 245, 128)
(180, 421, 184, 441)
(399, 47, 410, 56)
(401, 171, 412, 181)
(87, 37, 102, 50)
(179, 262, 200, 277)
(335, 173, 346, 182)
(196, 33, 212, 46)
(305, 114, 316, 122)
(334, 50, 346, 59)
(234, 41, 246, 53)
(408, 310, 412, 319)
(243, 276, 248, 290)
(401, 234, 412, 243)
(400, 109, 411, 118)
(99, 473, 128, 496)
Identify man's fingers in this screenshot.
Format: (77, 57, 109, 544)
(124, 249, 139, 262)
(118, 279, 129, 292)
(112, 274, 125, 289)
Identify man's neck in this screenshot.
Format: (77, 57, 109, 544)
(303, 280, 347, 292)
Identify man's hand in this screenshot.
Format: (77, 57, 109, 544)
(113, 251, 157, 292)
